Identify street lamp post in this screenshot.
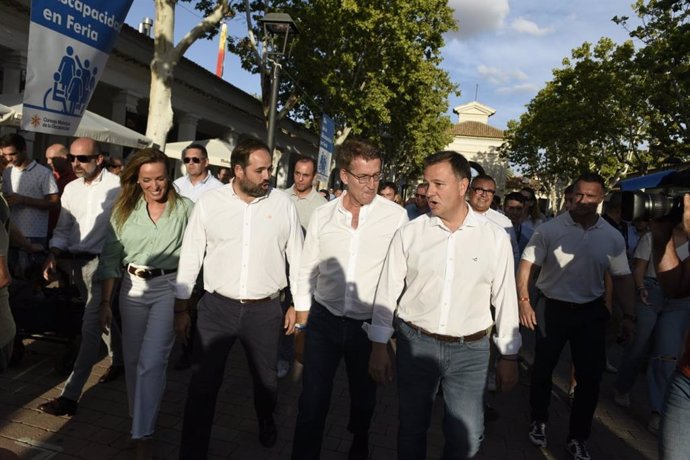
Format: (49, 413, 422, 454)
(259, 12, 298, 155)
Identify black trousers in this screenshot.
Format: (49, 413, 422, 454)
(529, 296, 609, 440)
(291, 301, 376, 460)
(179, 292, 283, 459)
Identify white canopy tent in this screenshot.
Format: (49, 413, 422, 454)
(0, 95, 152, 149)
(164, 138, 234, 167)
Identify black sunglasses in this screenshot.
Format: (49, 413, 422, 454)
(68, 154, 97, 163)
(183, 157, 203, 164)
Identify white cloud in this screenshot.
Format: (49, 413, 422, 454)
(511, 17, 554, 36)
(496, 82, 541, 94)
(477, 65, 529, 85)
(447, 0, 510, 38)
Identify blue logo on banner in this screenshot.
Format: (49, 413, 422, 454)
(41, 45, 99, 115)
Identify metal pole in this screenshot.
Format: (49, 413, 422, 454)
(266, 62, 280, 154)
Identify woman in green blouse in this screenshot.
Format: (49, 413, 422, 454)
(98, 148, 193, 459)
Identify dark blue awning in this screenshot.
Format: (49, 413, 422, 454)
(619, 170, 675, 191)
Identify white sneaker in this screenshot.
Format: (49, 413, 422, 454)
(277, 359, 290, 379)
(613, 389, 630, 408)
(567, 439, 591, 460)
(528, 421, 547, 447)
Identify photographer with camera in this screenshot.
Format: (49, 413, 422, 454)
(651, 193, 690, 460)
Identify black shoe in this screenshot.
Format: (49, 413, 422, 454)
(99, 365, 124, 383)
(38, 397, 78, 416)
(484, 402, 500, 422)
(348, 433, 369, 460)
(258, 416, 277, 447)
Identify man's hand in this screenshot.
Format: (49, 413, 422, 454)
(496, 357, 519, 392)
(4, 194, 24, 207)
(99, 305, 112, 335)
(620, 317, 636, 345)
(683, 194, 690, 235)
(174, 298, 191, 344)
(519, 300, 537, 330)
(284, 306, 297, 335)
(42, 253, 58, 282)
(0, 257, 11, 289)
(369, 342, 393, 385)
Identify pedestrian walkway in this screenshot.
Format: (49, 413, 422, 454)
(0, 336, 659, 459)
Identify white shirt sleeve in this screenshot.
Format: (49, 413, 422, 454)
(175, 198, 207, 299)
(490, 231, 522, 355)
(368, 227, 408, 343)
(284, 201, 305, 302)
(294, 210, 320, 311)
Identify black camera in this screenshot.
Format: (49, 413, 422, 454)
(621, 166, 690, 222)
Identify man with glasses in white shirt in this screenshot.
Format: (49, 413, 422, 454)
(37, 137, 123, 416)
(175, 137, 303, 458)
(291, 139, 408, 460)
(368, 150, 521, 460)
(173, 144, 224, 203)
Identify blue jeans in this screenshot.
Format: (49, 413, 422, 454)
(395, 317, 489, 460)
(615, 280, 690, 412)
(659, 370, 690, 459)
(292, 301, 376, 460)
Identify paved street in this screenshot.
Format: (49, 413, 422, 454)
(0, 333, 659, 460)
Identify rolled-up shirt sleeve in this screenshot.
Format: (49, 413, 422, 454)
(95, 221, 124, 280)
(368, 228, 407, 343)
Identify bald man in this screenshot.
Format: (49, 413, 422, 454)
(38, 137, 124, 417)
(45, 144, 77, 236)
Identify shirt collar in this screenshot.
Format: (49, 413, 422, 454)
(336, 191, 377, 222)
(427, 203, 480, 231)
(563, 211, 605, 229)
(83, 168, 106, 185)
(186, 172, 212, 185)
(288, 184, 316, 200)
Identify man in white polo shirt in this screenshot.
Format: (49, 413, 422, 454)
(517, 172, 636, 460)
(0, 133, 59, 247)
(291, 139, 408, 460)
(369, 150, 521, 460)
(173, 143, 224, 203)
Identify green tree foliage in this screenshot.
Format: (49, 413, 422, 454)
(224, 0, 458, 180)
(501, 0, 690, 193)
(615, 0, 690, 160)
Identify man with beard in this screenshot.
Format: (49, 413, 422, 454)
(517, 172, 636, 460)
(291, 139, 408, 460)
(1, 133, 59, 248)
(38, 138, 123, 416)
(175, 137, 303, 458)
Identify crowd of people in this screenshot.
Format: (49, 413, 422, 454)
(0, 131, 689, 460)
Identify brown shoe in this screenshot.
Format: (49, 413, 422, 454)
(38, 397, 77, 416)
(99, 365, 124, 384)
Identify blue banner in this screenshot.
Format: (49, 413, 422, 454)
(22, 0, 133, 135)
(317, 114, 335, 181)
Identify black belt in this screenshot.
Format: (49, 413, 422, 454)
(403, 319, 488, 343)
(127, 265, 176, 280)
(545, 296, 604, 309)
(61, 251, 98, 261)
(211, 291, 280, 304)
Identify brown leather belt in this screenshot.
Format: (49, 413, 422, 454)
(403, 319, 488, 343)
(212, 291, 280, 304)
(127, 265, 176, 280)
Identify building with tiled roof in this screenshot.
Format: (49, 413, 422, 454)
(446, 101, 510, 193)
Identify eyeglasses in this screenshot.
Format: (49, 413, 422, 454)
(68, 154, 97, 163)
(183, 157, 203, 164)
(345, 169, 383, 184)
(471, 186, 496, 196)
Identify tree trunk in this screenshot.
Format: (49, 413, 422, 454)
(146, 0, 176, 150)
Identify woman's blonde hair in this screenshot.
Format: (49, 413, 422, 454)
(112, 148, 179, 230)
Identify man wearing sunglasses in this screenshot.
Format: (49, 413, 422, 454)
(173, 143, 223, 203)
(38, 137, 124, 417)
(405, 183, 430, 220)
(0, 133, 59, 250)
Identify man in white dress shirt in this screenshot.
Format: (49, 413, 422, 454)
(368, 150, 521, 460)
(173, 143, 224, 203)
(291, 139, 408, 460)
(37, 137, 122, 416)
(174, 137, 303, 458)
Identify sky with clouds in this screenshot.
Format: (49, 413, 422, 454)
(125, 0, 640, 131)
